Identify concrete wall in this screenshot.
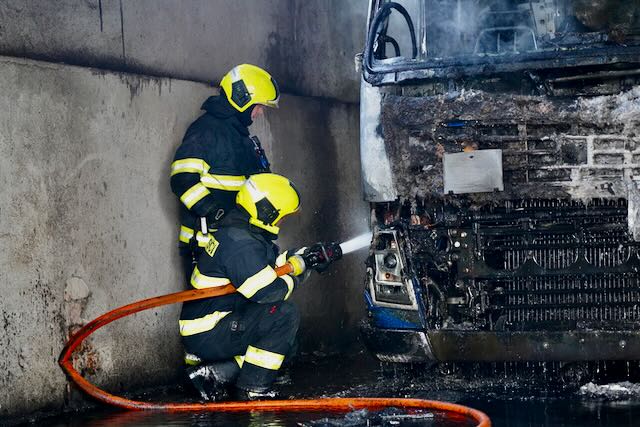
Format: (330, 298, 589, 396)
(0, 56, 202, 417)
(0, 55, 367, 418)
(0, 0, 371, 418)
(0, 0, 368, 103)
(253, 96, 370, 352)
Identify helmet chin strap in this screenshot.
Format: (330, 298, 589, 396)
(249, 217, 279, 236)
(237, 105, 255, 127)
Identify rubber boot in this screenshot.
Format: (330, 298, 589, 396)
(186, 360, 240, 401)
(232, 385, 279, 401)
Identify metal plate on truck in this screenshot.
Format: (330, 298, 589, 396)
(443, 149, 504, 194)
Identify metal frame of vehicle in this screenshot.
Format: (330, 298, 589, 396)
(359, 0, 640, 364)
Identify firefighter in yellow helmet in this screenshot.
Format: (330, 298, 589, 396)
(179, 174, 341, 401)
(170, 64, 280, 286)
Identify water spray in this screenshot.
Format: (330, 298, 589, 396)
(289, 232, 373, 274)
(339, 231, 373, 255)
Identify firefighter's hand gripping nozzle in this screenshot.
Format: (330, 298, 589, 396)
(287, 242, 343, 276)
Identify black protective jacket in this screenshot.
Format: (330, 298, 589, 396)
(170, 96, 270, 249)
(179, 211, 297, 337)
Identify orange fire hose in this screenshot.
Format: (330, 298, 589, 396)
(58, 263, 491, 426)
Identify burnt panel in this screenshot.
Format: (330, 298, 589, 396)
(381, 88, 640, 201)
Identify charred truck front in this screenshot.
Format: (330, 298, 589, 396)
(359, 0, 640, 365)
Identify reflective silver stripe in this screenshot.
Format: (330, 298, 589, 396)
(275, 251, 288, 267)
(244, 345, 285, 370)
(184, 353, 202, 366)
(179, 311, 231, 336)
(201, 174, 246, 190)
(171, 158, 210, 176)
(179, 226, 194, 244)
(190, 266, 231, 289)
(195, 232, 212, 247)
(245, 176, 267, 201)
(236, 265, 278, 298)
(231, 66, 241, 81)
(282, 274, 295, 300)
(180, 183, 210, 209)
(178, 227, 212, 247)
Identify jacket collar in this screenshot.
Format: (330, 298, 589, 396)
(219, 209, 277, 242)
(201, 95, 251, 136)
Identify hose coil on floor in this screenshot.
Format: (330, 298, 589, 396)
(58, 264, 491, 426)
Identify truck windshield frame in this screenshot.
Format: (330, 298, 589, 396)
(363, 0, 640, 84)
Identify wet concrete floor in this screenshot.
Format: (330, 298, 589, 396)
(21, 351, 640, 426)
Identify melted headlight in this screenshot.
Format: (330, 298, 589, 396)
(369, 230, 416, 308)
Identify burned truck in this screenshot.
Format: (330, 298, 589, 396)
(359, 0, 640, 365)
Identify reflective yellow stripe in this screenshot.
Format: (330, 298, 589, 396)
(190, 266, 230, 289)
(179, 311, 231, 336)
(201, 174, 246, 190)
(184, 353, 202, 366)
(179, 226, 195, 244)
(236, 265, 278, 298)
(171, 158, 210, 176)
(180, 182, 210, 209)
(234, 355, 245, 368)
(244, 345, 285, 370)
(179, 227, 212, 247)
(282, 274, 295, 300)
(196, 232, 212, 247)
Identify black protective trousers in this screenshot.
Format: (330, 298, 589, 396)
(182, 301, 300, 390)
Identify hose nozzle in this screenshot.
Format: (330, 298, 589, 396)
(301, 242, 343, 273)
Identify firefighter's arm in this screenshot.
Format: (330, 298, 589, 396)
(170, 143, 222, 218)
(227, 243, 297, 304)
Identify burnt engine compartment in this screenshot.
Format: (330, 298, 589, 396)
(376, 198, 640, 333)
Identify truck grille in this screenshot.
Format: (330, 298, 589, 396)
(500, 275, 640, 324)
(474, 199, 640, 325)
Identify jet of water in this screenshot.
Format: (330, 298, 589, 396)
(339, 231, 373, 255)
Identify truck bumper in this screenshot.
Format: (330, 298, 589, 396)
(361, 322, 640, 362)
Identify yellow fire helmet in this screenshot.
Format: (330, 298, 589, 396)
(236, 173, 300, 235)
(220, 64, 280, 112)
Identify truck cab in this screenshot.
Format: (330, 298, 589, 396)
(359, 0, 640, 365)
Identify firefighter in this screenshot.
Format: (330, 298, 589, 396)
(179, 174, 340, 401)
(170, 64, 279, 285)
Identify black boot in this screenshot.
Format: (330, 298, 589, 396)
(232, 385, 279, 401)
(186, 360, 240, 401)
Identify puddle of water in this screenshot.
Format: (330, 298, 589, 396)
(19, 352, 640, 426)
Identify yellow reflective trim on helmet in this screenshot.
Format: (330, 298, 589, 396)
(236, 265, 278, 298)
(244, 345, 285, 371)
(179, 226, 195, 244)
(201, 174, 246, 191)
(171, 158, 210, 176)
(190, 265, 231, 289)
(180, 183, 210, 209)
(282, 274, 295, 300)
(179, 311, 231, 336)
